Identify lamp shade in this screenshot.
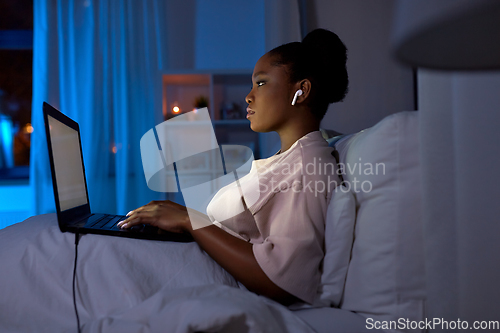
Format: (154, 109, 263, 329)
(393, 0, 500, 70)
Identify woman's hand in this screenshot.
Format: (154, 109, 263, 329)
(117, 200, 191, 233)
(119, 201, 299, 305)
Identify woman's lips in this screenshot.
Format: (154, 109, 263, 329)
(246, 107, 255, 119)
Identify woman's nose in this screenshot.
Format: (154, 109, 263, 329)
(245, 92, 252, 104)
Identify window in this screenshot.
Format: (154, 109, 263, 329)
(0, 0, 33, 180)
(0, 0, 33, 228)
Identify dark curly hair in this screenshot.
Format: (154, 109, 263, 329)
(267, 28, 349, 121)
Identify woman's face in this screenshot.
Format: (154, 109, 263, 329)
(245, 53, 294, 133)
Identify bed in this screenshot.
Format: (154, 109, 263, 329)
(0, 111, 424, 333)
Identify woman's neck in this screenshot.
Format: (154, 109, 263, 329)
(277, 124, 320, 154)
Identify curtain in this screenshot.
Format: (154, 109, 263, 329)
(30, 0, 301, 215)
(263, 0, 301, 52)
(31, 0, 168, 215)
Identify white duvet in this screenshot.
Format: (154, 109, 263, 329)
(0, 214, 314, 333)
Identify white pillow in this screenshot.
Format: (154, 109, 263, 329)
(289, 184, 356, 311)
(334, 111, 426, 326)
(317, 187, 356, 307)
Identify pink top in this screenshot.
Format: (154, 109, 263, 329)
(206, 130, 341, 303)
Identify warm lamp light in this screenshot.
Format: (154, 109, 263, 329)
(24, 123, 34, 134)
(172, 106, 180, 113)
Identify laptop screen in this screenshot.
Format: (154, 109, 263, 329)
(47, 114, 88, 211)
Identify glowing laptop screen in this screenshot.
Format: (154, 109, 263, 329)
(47, 115, 88, 211)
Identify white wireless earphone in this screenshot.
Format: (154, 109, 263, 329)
(291, 89, 303, 106)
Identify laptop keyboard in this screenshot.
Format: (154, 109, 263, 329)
(88, 215, 125, 230)
(85, 214, 161, 235)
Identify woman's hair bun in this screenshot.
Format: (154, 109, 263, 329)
(302, 29, 348, 104)
(267, 28, 348, 120)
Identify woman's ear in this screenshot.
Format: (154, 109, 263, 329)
(294, 79, 311, 105)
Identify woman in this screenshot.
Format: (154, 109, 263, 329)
(119, 28, 348, 306)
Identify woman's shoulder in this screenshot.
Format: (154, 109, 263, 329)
(295, 131, 341, 193)
(292, 131, 337, 170)
(296, 130, 334, 154)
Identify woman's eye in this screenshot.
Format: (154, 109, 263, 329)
(250, 81, 266, 89)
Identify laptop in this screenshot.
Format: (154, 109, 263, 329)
(42, 102, 194, 242)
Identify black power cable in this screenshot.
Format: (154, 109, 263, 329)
(73, 232, 82, 333)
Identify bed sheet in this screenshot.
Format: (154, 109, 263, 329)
(0, 214, 314, 333)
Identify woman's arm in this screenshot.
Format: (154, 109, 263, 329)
(189, 222, 300, 305)
(118, 200, 300, 306)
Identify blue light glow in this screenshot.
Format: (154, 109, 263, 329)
(0, 115, 14, 168)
